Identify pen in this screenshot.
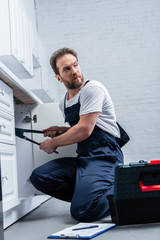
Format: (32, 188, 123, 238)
(72, 225, 99, 231)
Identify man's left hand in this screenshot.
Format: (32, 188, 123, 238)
(40, 139, 57, 154)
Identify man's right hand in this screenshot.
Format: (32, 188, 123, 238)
(43, 126, 70, 138)
(43, 126, 61, 138)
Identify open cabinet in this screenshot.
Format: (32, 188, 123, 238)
(30, 103, 77, 169)
(0, 78, 76, 230)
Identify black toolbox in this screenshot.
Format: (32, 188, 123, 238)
(108, 160, 160, 225)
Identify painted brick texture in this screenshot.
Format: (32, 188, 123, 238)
(35, 0, 160, 163)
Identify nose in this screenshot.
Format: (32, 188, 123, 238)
(71, 66, 77, 75)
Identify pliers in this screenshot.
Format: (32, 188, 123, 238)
(15, 128, 58, 154)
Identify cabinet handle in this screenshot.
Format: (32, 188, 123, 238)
(20, 59, 25, 64)
(2, 175, 9, 181)
(0, 123, 6, 129)
(0, 89, 5, 96)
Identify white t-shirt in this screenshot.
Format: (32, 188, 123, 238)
(59, 80, 120, 138)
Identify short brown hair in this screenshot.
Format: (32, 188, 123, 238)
(50, 47, 78, 75)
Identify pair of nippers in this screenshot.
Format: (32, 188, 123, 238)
(15, 128, 58, 154)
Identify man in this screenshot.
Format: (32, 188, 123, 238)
(30, 47, 129, 222)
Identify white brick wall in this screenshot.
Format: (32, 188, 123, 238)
(35, 0, 160, 163)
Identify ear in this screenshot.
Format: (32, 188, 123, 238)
(55, 74, 62, 83)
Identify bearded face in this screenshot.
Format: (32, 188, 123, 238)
(56, 54, 85, 90)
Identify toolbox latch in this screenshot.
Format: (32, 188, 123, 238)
(149, 160, 160, 165)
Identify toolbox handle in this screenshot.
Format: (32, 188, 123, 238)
(139, 180, 160, 192)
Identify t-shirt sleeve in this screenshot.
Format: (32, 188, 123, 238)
(79, 85, 105, 115)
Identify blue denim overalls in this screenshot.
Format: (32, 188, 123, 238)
(30, 81, 129, 222)
(64, 83, 129, 221)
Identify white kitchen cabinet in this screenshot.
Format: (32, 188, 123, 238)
(0, 0, 58, 229)
(23, 41, 55, 103)
(0, 110, 15, 145)
(32, 28, 41, 69)
(0, 0, 33, 79)
(31, 102, 76, 169)
(0, 80, 15, 145)
(0, 80, 19, 213)
(0, 79, 76, 229)
(0, 144, 19, 212)
(32, 50, 54, 102)
(0, 0, 56, 103)
(0, 77, 51, 229)
(0, 80, 14, 115)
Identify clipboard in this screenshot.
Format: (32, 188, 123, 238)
(47, 222, 117, 239)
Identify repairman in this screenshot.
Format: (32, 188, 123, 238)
(30, 47, 129, 222)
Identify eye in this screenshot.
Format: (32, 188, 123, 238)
(74, 62, 78, 67)
(63, 67, 70, 72)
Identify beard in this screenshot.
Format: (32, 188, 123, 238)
(61, 74, 84, 90)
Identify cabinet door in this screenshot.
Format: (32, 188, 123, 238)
(0, 144, 19, 211)
(0, 110, 15, 145)
(9, 0, 21, 62)
(0, 80, 15, 145)
(31, 103, 76, 168)
(0, 0, 33, 79)
(0, 80, 14, 115)
(20, 6, 33, 76)
(9, 0, 33, 78)
(28, 44, 55, 103)
(0, 0, 11, 55)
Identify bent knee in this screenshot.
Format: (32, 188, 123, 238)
(70, 203, 89, 222)
(70, 197, 110, 222)
(30, 168, 42, 189)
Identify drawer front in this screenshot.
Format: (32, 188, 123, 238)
(0, 145, 18, 209)
(1, 157, 14, 198)
(0, 80, 14, 115)
(0, 110, 15, 144)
